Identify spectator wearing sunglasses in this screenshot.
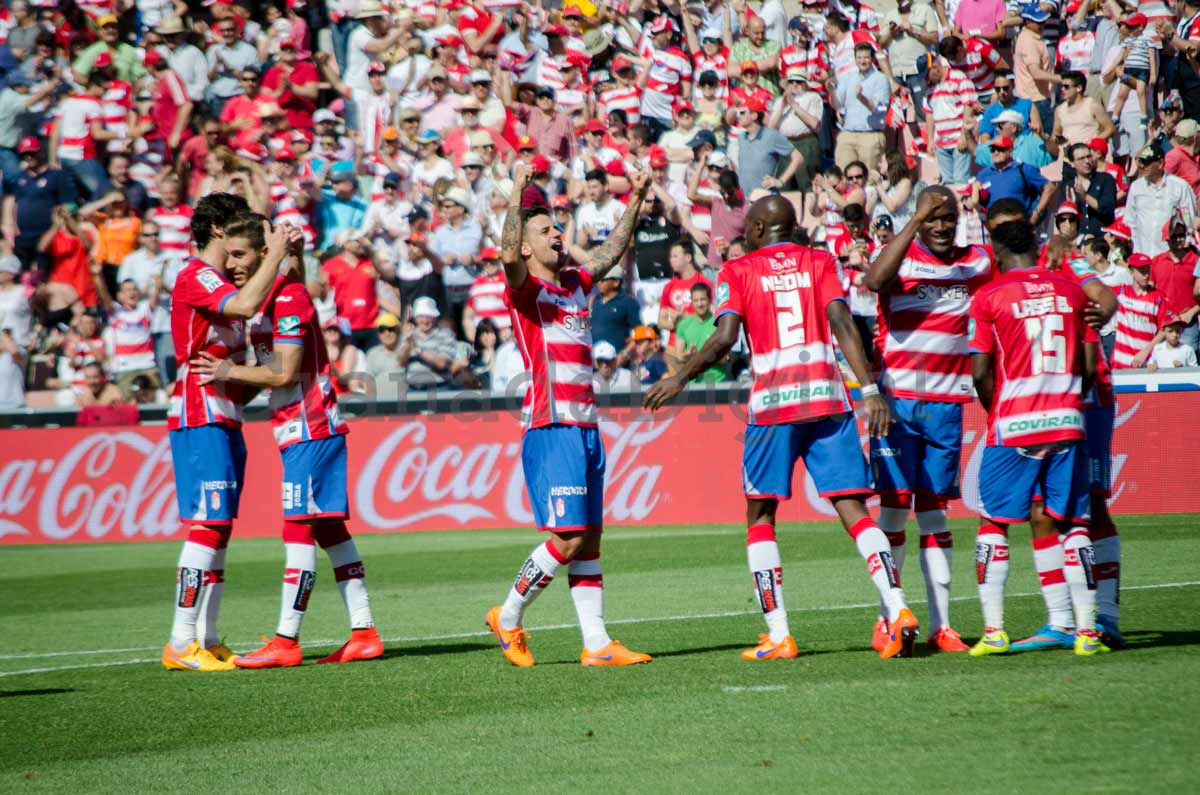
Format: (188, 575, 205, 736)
(1126, 142, 1197, 258)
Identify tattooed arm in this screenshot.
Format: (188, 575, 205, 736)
(579, 170, 651, 280)
(501, 163, 532, 290)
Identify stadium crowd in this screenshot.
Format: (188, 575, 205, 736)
(0, 0, 1199, 413)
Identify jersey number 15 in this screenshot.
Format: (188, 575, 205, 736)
(1023, 315, 1066, 375)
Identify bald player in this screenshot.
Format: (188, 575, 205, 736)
(863, 185, 993, 654)
(645, 195, 922, 660)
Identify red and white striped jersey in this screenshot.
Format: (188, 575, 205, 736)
(468, 272, 511, 330)
(691, 47, 730, 99)
(641, 46, 692, 120)
(923, 68, 977, 149)
(716, 242, 853, 425)
(1056, 31, 1095, 72)
(54, 94, 103, 161)
(536, 53, 565, 90)
(168, 258, 246, 431)
(875, 241, 992, 402)
(950, 38, 1003, 97)
(599, 84, 642, 124)
(101, 80, 133, 153)
(147, 203, 193, 258)
(505, 269, 597, 431)
(781, 42, 830, 98)
(269, 181, 316, 251)
(830, 35, 857, 83)
(104, 301, 155, 373)
(1112, 284, 1169, 368)
(969, 267, 1089, 447)
(248, 273, 348, 450)
(1058, 256, 1113, 408)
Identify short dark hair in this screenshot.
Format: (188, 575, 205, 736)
(717, 169, 740, 192)
(843, 203, 866, 224)
(1085, 236, 1110, 259)
(854, 42, 874, 57)
(827, 13, 850, 33)
(670, 240, 693, 257)
(690, 282, 712, 299)
(986, 197, 1027, 225)
(192, 193, 251, 249)
(1070, 142, 1093, 161)
(938, 36, 964, 59)
(222, 213, 270, 249)
(1064, 71, 1086, 90)
(991, 219, 1038, 256)
(630, 124, 653, 147)
(585, 168, 608, 185)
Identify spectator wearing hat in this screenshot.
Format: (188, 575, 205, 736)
(205, 14, 259, 115)
(429, 186, 483, 335)
(365, 311, 408, 401)
(393, 228, 440, 315)
(978, 72, 1042, 144)
(262, 38, 319, 131)
(591, 341, 635, 393)
(1151, 214, 1200, 353)
(2, 136, 75, 271)
(73, 14, 144, 83)
(625, 325, 667, 385)
(575, 169, 628, 249)
(1050, 201, 1083, 247)
(729, 13, 782, 97)
(833, 42, 890, 172)
(1109, 12, 1156, 121)
(411, 129, 454, 203)
(1013, 6, 1062, 127)
(726, 60, 774, 128)
(463, 247, 510, 343)
(343, 0, 408, 102)
(975, 107, 1051, 169)
(362, 171, 413, 252)
(657, 100, 701, 184)
(736, 93, 803, 194)
(1113, 252, 1172, 368)
(399, 296, 458, 390)
(0, 253, 30, 346)
(144, 49, 194, 155)
(316, 162, 367, 251)
(598, 56, 643, 127)
(466, 70, 505, 129)
(591, 264, 642, 352)
(768, 68, 822, 193)
(155, 16, 208, 103)
(974, 133, 1057, 222)
(681, 11, 730, 101)
(1057, 142, 1117, 237)
(415, 65, 462, 135)
(1164, 118, 1200, 196)
(1127, 142, 1197, 258)
(638, 16, 694, 142)
(0, 71, 60, 183)
(457, 150, 496, 218)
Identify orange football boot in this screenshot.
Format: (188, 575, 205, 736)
(485, 606, 534, 667)
(871, 618, 889, 653)
(880, 608, 920, 659)
(316, 627, 384, 664)
(233, 635, 303, 669)
(580, 640, 652, 666)
(741, 634, 799, 661)
(927, 626, 970, 652)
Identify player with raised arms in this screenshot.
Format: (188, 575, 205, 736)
(967, 217, 1109, 657)
(644, 194, 921, 661)
(483, 163, 654, 668)
(162, 195, 295, 672)
(190, 214, 383, 668)
(862, 186, 993, 654)
(984, 200, 1120, 652)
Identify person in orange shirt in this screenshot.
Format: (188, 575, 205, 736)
(82, 191, 141, 298)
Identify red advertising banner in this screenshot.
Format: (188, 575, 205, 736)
(0, 393, 1195, 544)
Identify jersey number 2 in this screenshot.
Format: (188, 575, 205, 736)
(776, 291, 806, 347)
(1023, 315, 1066, 375)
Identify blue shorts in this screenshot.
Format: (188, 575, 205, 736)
(978, 442, 1090, 525)
(522, 424, 605, 533)
(1084, 405, 1114, 497)
(869, 397, 963, 499)
(169, 424, 247, 525)
(281, 435, 349, 519)
(743, 415, 872, 501)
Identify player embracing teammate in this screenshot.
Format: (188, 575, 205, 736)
(646, 195, 921, 660)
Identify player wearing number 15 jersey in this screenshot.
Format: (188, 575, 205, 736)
(645, 195, 920, 661)
(967, 218, 1108, 658)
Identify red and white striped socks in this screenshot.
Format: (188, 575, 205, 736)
(848, 517, 906, 622)
(916, 504, 954, 631)
(1089, 521, 1121, 623)
(171, 525, 230, 652)
(568, 551, 611, 652)
(499, 539, 567, 630)
(317, 521, 374, 630)
(278, 522, 317, 639)
(747, 523, 789, 643)
(975, 523, 1009, 630)
(1032, 534, 1073, 630)
(1062, 527, 1099, 632)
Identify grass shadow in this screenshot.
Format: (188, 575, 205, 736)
(1119, 630, 1200, 650)
(0, 688, 75, 698)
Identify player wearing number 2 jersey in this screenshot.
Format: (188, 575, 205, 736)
(967, 218, 1109, 659)
(483, 164, 654, 669)
(865, 185, 992, 655)
(645, 195, 921, 661)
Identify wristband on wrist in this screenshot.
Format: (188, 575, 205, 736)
(860, 383, 880, 398)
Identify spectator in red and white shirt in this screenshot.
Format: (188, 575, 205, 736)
(639, 16, 693, 140)
(49, 69, 114, 200)
(1113, 253, 1171, 368)
(94, 264, 161, 396)
(682, 12, 729, 100)
(463, 247, 511, 342)
(146, 176, 193, 263)
(144, 50, 194, 155)
(599, 55, 642, 125)
(939, 35, 1008, 106)
(923, 58, 977, 186)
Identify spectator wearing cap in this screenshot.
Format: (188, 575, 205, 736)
(680, 11, 730, 100)
(833, 42, 890, 171)
(262, 37, 319, 131)
(0, 253, 30, 346)
(1127, 142, 1197, 258)
(1057, 142, 1117, 237)
(365, 311, 407, 401)
(393, 228, 439, 314)
(657, 100, 700, 184)
(73, 14, 144, 84)
(411, 129, 454, 203)
(1013, 6, 1062, 126)
(592, 340, 635, 393)
(880, 0, 940, 112)
(155, 16, 208, 103)
(978, 72, 1042, 144)
(144, 49, 194, 155)
(429, 186, 483, 334)
(726, 60, 773, 129)
(456, 150, 495, 219)
(736, 94, 803, 194)
(361, 171, 411, 248)
(399, 296, 458, 389)
(1051, 201, 1083, 246)
(317, 161, 367, 251)
(729, 13, 782, 95)
(591, 264, 642, 352)
(463, 247, 510, 343)
(2, 137, 75, 271)
(974, 133, 1056, 222)
(573, 120, 625, 184)
(415, 65, 460, 135)
(205, 14, 259, 115)
(0, 71, 60, 183)
(1147, 314, 1199, 370)
(638, 16, 694, 142)
(598, 56, 643, 127)
(440, 96, 489, 164)
(975, 107, 1050, 169)
(466, 70, 505, 129)
(1164, 119, 1200, 196)
(575, 168, 627, 249)
(768, 69, 822, 193)
(626, 325, 667, 385)
(343, 1, 407, 104)
(1151, 214, 1200, 353)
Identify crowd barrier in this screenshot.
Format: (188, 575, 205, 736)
(1, 376, 1196, 545)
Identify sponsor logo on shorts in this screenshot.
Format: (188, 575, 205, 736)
(1004, 414, 1083, 435)
(210, 490, 221, 511)
(294, 570, 316, 611)
(555, 497, 565, 518)
(753, 568, 779, 613)
(548, 486, 587, 496)
(178, 566, 202, 608)
(513, 559, 546, 597)
(201, 480, 236, 490)
(283, 482, 303, 511)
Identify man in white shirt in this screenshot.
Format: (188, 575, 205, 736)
(592, 341, 635, 393)
(156, 16, 208, 102)
(1126, 142, 1197, 257)
(575, 169, 627, 248)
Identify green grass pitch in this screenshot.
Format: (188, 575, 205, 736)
(2, 514, 1198, 792)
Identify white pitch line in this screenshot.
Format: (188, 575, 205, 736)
(721, 685, 788, 693)
(1, 580, 1196, 678)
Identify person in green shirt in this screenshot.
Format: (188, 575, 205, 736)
(671, 282, 726, 382)
(728, 15, 782, 97)
(71, 14, 145, 84)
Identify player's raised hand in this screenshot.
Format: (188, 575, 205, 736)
(190, 350, 233, 385)
(629, 169, 651, 196)
(863, 392, 893, 439)
(512, 161, 532, 194)
(265, 220, 290, 271)
(913, 187, 952, 222)
(284, 223, 305, 256)
(642, 375, 685, 412)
